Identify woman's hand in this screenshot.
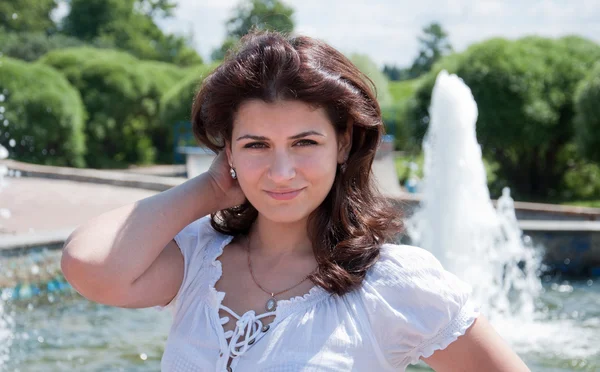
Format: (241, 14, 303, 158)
(206, 150, 247, 210)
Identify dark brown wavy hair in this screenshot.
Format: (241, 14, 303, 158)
(191, 30, 403, 296)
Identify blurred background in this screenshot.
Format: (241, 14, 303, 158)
(1, 0, 599, 371)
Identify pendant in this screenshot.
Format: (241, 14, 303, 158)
(266, 296, 277, 312)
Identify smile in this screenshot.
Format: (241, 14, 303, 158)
(265, 188, 305, 201)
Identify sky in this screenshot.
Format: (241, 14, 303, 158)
(51, 0, 600, 67)
(154, 0, 600, 67)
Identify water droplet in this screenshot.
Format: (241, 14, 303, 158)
(564, 258, 570, 265)
(37, 336, 44, 343)
(30, 265, 40, 275)
(3, 120, 8, 126)
(0, 107, 5, 113)
(140, 353, 148, 361)
(0, 209, 11, 219)
(8, 139, 16, 147)
(587, 279, 593, 286)
(11, 13, 18, 20)
(0, 94, 4, 102)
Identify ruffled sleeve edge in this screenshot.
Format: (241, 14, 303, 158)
(153, 216, 212, 312)
(406, 299, 481, 366)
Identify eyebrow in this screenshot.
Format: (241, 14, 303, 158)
(236, 130, 325, 141)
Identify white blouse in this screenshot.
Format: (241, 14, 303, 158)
(157, 216, 479, 371)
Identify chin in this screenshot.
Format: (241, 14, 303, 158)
(256, 205, 315, 225)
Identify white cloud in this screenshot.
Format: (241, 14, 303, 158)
(160, 0, 600, 66)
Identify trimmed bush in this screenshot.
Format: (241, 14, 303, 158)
(40, 47, 188, 167)
(0, 57, 86, 167)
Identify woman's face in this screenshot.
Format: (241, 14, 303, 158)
(227, 99, 351, 224)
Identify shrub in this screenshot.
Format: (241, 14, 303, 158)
(40, 47, 188, 167)
(0, 57, 86, 167)
(574, 62, 600, 163)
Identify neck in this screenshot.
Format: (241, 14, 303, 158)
(247, 215, 314, 260)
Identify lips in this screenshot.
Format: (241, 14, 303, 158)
(265, 188, 305, 201)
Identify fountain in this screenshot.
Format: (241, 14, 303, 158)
(406, 71, 600, 369)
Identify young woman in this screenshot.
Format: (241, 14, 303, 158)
(61, 31, 530, 372)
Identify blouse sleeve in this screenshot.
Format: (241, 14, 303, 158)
(155, 215, 214, 311)
(363, 244, 480, 369)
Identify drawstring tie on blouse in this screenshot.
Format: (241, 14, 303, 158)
(219, 305, 275, 362)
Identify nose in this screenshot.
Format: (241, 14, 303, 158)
(268, 150, 296, 183)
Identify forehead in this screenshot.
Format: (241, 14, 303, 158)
(232, 99, 334, 136)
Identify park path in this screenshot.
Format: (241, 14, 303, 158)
(1, 177, 158, 236)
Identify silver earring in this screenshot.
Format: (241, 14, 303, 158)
(230, 167, 237, 179)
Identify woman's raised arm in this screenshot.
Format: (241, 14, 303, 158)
(61, 152, 245, 308)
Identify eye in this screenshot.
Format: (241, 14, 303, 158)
(244, 142, 268, 149)
(294, 139, 318, 147)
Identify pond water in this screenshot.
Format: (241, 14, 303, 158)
(1, 248, 598, 372)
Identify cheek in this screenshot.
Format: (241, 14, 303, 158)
(297, 149, 338, 180)
(235, 156, 266, 187)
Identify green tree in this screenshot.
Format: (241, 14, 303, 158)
(382, 64, 411, 81)
(574, 62, 600, 163)
(407, 36, 600, 199)
(0, 0, 58, 33)
(409, 22, 453, 78)
(0, 32, 86, 61)
(62, 0, 202, 66)
(348, 54, 392, 107)
(212, 0, 294, 61)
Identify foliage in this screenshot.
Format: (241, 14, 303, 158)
(406, 36, 600, 198)
(226, 0, 294, 39)
(558, 144, 600, 200)
(383, 79, 421, 151)
(574, 62, 600, 163)
(40, 47, 186, 167)
(348, 54, 392, 107)
(210, 37, 239, 62)
(0, 57, 86, 167)
(62, 0, 202, 66)
(382, 64, 411, 81)
(409, 22, 453, 78)
(388, 79, 421, 103)
(212, 0, 295, 62)
(0, 0, 57, 33)
(0, 31, 87, 61)
(159, 63, 218, 129)
(394, 153, 499, 194)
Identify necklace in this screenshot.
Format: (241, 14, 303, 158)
(246, 239, 317, 312)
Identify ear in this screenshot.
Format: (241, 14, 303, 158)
(225, 140, 233, 167)
(337, 122, 353, 164)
